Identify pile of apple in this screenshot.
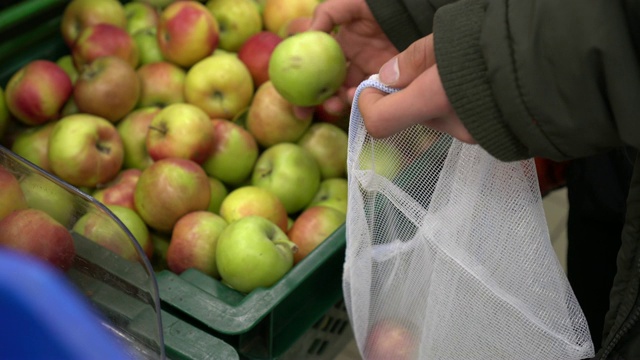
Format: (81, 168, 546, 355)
(0, 0, 352, 295)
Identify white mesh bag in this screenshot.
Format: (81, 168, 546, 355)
(344, 75, 594, 360)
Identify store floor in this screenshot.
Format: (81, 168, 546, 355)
(333, 188, 571, 360)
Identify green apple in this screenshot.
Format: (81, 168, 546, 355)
(167, 210, 228, 277)
(134, 157, 211, 233)
(150, 230, 171, 271)
(207, 176, 228, 214)
(205, 0, 262, 52)
(48, 113, 124, 188)
(306, 178, 348, 214)
(146, 103, 214, 164)
(117, 107, 160, 170)
(184, 51, 254, 120)
(268, 31, 346, 106)
(356, 141, 404, 179)
(60, 0, 127, 47)
(10, 121, 58, 173)
(0, 208, 76, 271)
(219, 185, 289, 232)
(108, 204, 153, 259)
(92, 168, 142, 211)
(124, 1, 160, 35)
(137, 61, 186, 108)
(216, 215, 297, 293)
(201, 118, 259, 186)
(72, 23, 139, 70)
(0, 166, 28, 221)
(245, 81, 312, 147)
(287, 205, 345, 264)
(0, 87, 9, 139)
(157, 1, 220, 68)
(262, 0, 318, 34)
(252, 143, 321, 214)
(73, 55, 141, 123)
(133, 27, 165, 66)
(18, 173, 77, 227)
(297, 122, 348, 179)
(56, 55, 79, 84)
(4, 60, 73, 126)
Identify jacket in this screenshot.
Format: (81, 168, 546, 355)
(365, 0, 640, 358)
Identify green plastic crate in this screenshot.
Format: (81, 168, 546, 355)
(0, 2, 354, 359)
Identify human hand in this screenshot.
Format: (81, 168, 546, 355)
(359, 34, 476, 144)
(293, 0, 398, 119)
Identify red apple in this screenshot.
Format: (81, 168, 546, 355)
(364, 319, 419, 360)
(92, 168, 142, 211)
(146, 103, 214, 164)
(4, 60, 73, 126)
(60, 0, 127, 47)
(167, 210, 228, 277)
(278, 16, 311, 38)
(134, 158, 211, 233)
(262, 0, 318, 34)
(74, 56, 141, 123)
(136, 61, 186, 108)
(0, 166, 28, 221)
(287, 205, 345, 263)
(0, 208, 75, 271)
(237, 31, 283, 87)
(157, 1, 220, 68)
(72, 23, 139, 70)
(219, 185, 289, 232)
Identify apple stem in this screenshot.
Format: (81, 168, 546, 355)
(148, 125, 167, 135)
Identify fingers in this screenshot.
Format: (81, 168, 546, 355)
(378, 34, 436, 88)
(310, 0, 369, 33)
(358, 65, 454, 138)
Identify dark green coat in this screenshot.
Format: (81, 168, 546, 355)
(366, 0, 640, 358)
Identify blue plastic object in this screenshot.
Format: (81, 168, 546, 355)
(0, 249, 133, 359)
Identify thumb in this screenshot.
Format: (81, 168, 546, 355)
(378, 34, 435, 87)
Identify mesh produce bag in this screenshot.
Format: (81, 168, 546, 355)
(344, 76, 594, 359)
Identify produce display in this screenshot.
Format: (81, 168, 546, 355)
(0, 0, 350, 298)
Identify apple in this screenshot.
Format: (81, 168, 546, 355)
(92, 168, 142, 211)
(269, 31, 347, 107)
(133, 27, 165, 66)
(124, 1, 160, 35)
(314, 98, 350, 132)
(205, 0, 262, 52)
(56, 55, 79, 84)
(364, 319, 419, 360)
(219, 185, 288, 232)
(61, 96, 79, 117)
(297, 122, 348, 180)
(74, 56, 141, 123)
(201, 119, 259, 186)
(134, 157, 211, 233)
(48, 113, 124, 188)
(237, 31, 282, 87)
(4, 60, 73, 126)
(167, 210, 228, 277)
(10, 121, 58, 173)
(72, 23, 139, 70)
(137, 0, 175, 9)
(117, 107, 160, 170)
(306, 178, 348, 214)
(73, 205, 152, 261)
(157, 1, 220, 68)
(207, 177, 228, 214)
(287, 205, 345, 263)
(245, 81, 312, 147)
(184, 51, 254, 120)
(277, 16, 311, 38)
(146, 103, 214, 164)
(252, 143, 321, 214)
(18, 173, 77, 227)
(0, 87, 9, 139)
(150, 231, 171, 272)
(356, 140, 404, 179)
(60, 0, 127, 47)
(262, 0, 318, 34)
(216, 215, 297, 293)
(0, 208, 75, 271)
(0, 166, 28, 221)
(136, 61, 186, 108)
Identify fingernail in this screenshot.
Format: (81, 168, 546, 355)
(379, 57, 398, 86)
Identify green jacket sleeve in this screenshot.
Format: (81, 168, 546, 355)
(434, 0, 640, 162)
